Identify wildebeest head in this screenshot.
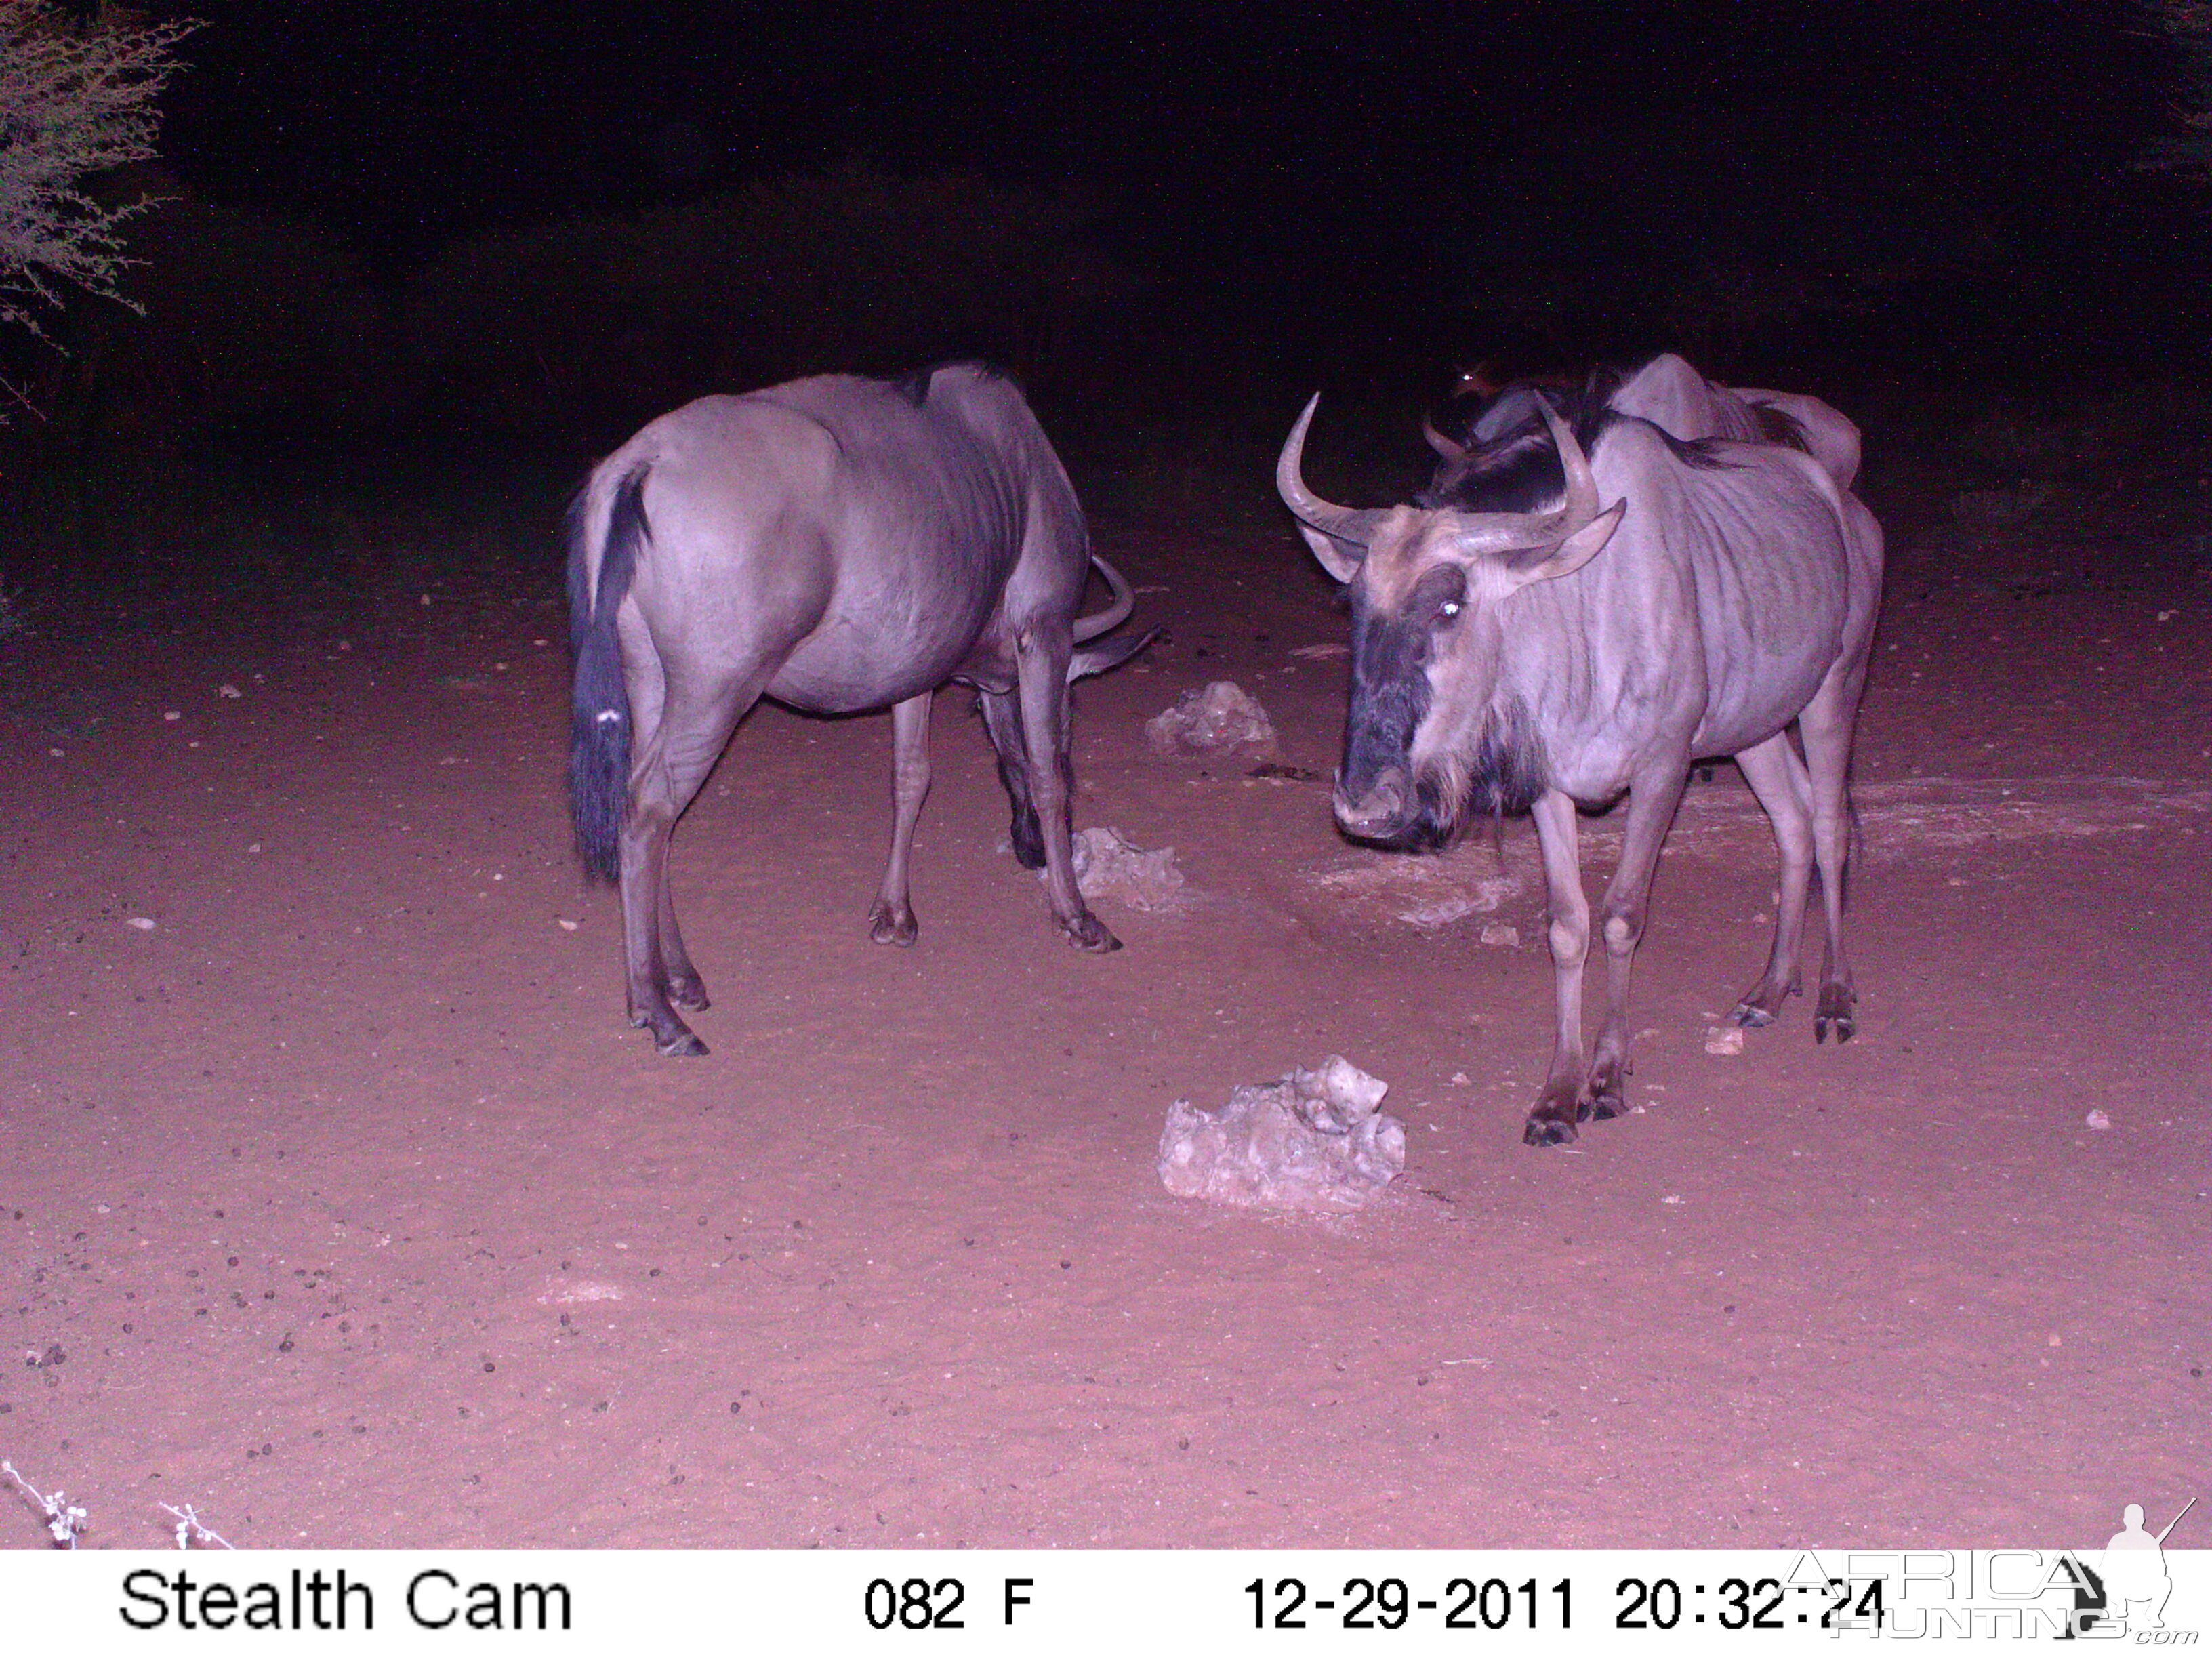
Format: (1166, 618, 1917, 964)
(1277, 393, 1626, 847)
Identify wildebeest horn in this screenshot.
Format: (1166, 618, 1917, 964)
(1442, 394, 1608, 555)
(1420, 415, 1466, 461)
(1277, 394, 1381, 582)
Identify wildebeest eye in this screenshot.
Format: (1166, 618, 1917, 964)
(1410, 564, 1467, 630)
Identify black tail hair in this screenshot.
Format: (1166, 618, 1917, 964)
(567, 465, 650, 882)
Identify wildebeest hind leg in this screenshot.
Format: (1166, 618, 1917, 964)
(1014, 633, 1118, 952)
(621, 670, 764, 1055)
(1799, 665, 1866, 1042)
(868, 692, 933, 945)
(1730, 732, 1812, 1027)
(977, 688, 1046, 869)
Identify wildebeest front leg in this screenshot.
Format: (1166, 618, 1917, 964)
(1015, 632, 1118, 952)
(1585, 766, 1691, 1120)
(977, 687, 1046, 869)
(1525, 790, 1589, 1146)
(1731, 732, 1813, 1027)
(868, 692, 933, 946)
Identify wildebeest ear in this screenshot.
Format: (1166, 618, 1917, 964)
(1295, 523, 1365, 584)
(1511, 499, 1626, 586)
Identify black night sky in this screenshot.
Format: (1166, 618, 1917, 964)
(161, 7, 2197, 298)
(14, 0, 2212, 488)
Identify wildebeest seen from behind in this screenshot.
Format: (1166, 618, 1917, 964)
(569, 362, 1150, 1057)
(1279, 376, 1884, 1145)
(1424, 353, 1864, 499)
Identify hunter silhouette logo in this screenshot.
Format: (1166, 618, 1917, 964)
(2103, 1498, 2193, 1633)
(2063, 1496, 2196, 1639)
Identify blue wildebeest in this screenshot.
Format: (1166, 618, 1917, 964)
(1279, 376, 1885, 1145)
(568, 362, 1149, 1057)
(1425, 353, 1862, 496)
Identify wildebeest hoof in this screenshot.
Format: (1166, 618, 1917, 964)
(1586, 1088, 1627, 1121)
(1814, 985, 1856, 1044)
(655, 1027, 709, 1058)
(1009, 813, 1047, 871)
(867, 900, 919, 947)
(1731, 1001, 1776, 1029)
(1523, 1113, 1580, 1147)
(667, 976, 712, 1011)
(1062, 912, 1122, 953)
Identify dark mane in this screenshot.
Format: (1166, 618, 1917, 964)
(1420, 361, 1734, 512)
(1748, 399, 1811, 453)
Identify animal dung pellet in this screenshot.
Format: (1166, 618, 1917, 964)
(1703, 1025, 1745, 1055)
(1059, 826, 1184, 911)
(1158, 1055, 1406, 1213)
(1145, 680, 1276, 755)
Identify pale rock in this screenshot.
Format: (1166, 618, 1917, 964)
(1145, 680, 1276, 756)
(1159, 1055, 1406, 1213)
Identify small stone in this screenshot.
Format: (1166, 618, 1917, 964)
(163, 710, 180, 722)
(1480, 923, 1519, 947)
(218, 684, 243, 699)
(1145, 681, 1276, 756)
(556, 918, 579, 932)
(1703, 1025, 1745, 1056)
(2084, 1109, 2112, 1130)
(126, 917, 157, 931)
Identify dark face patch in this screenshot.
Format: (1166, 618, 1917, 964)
(1339, 564, 1466, 848)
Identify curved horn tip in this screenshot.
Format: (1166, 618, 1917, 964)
(1533, 394, 1599, 518)
(1421, 416, 1466, 461)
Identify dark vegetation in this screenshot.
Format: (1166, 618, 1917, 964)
(0, 5, 2207, 617)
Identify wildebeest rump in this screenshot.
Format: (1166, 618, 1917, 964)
(568, 362, 1149, 1057)
(1279, 369, 1885, 1145)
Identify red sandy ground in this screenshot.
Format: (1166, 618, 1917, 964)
(1, 466, 2205, 1551)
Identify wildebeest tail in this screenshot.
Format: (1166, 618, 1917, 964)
(567, 464, 650, 883)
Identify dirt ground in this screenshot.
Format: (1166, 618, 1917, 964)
(2, 455, 2207, 1551)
